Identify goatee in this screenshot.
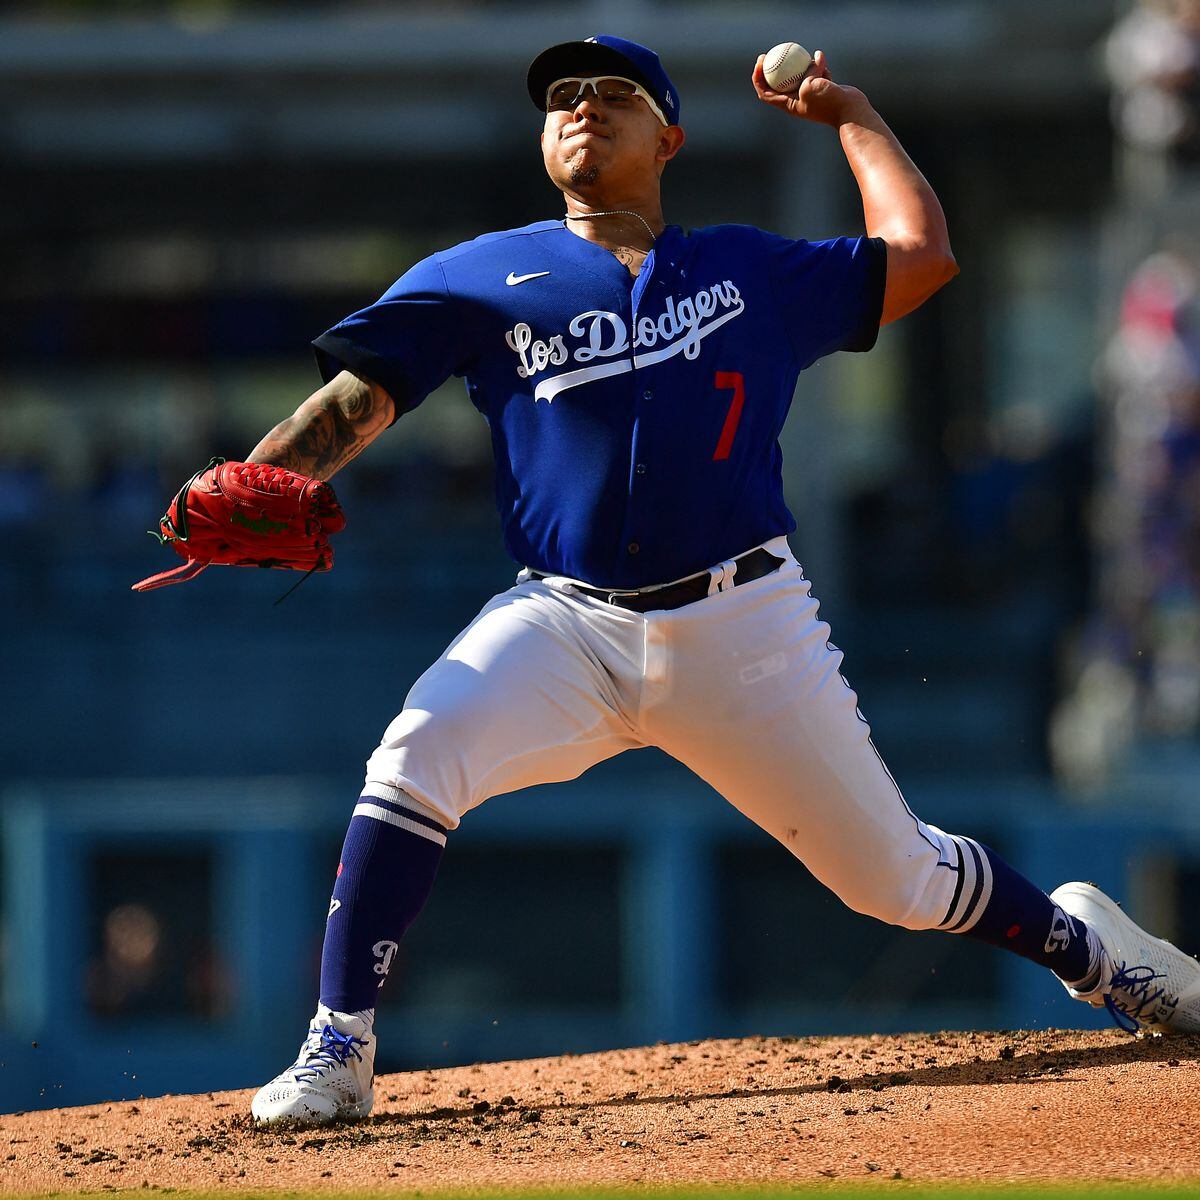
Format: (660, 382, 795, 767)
(569, 165, 600, 187)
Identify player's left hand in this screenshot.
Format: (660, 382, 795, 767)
(752, 50, 867, 127)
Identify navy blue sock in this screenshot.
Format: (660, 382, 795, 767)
(319, 793, 446, 1013)
(935, 834, 1097, 986)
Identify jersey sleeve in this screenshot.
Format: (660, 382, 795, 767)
(761, 232, 888, 369)
(311, 253, 467, 418)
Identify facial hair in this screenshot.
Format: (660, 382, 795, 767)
(569, 164, 600, 187)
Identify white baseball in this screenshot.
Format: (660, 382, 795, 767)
(762, 42, 813, 94)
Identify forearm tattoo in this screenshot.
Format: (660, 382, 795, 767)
(247, 372, 395, 480)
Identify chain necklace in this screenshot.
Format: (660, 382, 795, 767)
(564, 208, 658, 247)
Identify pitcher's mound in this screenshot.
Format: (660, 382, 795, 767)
(5, 1028, 1200, 1193)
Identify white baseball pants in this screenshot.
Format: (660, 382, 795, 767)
(362, 537, 972, 932)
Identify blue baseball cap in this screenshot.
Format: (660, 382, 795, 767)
(526, 35, 681, 127)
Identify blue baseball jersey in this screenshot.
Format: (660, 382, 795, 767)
(313, 220, 885, 589)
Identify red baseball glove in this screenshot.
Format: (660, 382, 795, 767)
(132, 458, 346, 593)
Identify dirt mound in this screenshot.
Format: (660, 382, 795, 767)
(3, 1028, 1199, 1193)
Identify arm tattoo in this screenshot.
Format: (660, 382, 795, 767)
(246, 371, 396, 480)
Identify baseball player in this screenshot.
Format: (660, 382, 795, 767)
(140, 36, 1200, 1124)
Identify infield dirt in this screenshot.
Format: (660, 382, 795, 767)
(4, 1028, 1199, 1194)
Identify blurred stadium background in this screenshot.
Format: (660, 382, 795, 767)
(4, 0, 1200, 1114)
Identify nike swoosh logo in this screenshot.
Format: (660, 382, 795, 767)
(506, 271, 551, 286)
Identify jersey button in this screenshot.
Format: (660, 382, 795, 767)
(642, 389, 653, 401)
(636, 464, 647, 475)
(627, 542, 640, 555)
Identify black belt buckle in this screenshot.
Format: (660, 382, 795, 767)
(606, 589, 642, 606)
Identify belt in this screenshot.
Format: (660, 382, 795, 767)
(531, 547, 786, 613)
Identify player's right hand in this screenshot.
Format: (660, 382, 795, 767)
(131, 458, 346, 592)
(752, 50, 867, 128)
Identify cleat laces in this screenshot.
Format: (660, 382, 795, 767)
(1103, 963, 1174, 1032)
(292, 1024, 368, 1082)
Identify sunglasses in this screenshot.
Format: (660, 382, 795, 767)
(545, 76, 669, 126)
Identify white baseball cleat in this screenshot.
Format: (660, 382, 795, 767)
(251, 1005, 375, 1125)
(1050, 881, 1200, 1034)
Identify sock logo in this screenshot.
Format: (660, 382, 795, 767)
(372, 939, 399, 985)
(327, 898, 341, 918)
(1044, 906, 1072, 954)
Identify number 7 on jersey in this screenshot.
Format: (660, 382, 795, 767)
(711, 371, 745, 461)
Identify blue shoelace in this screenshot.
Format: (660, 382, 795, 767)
(293, 1024, 367, 1082)
(1103, 963, 1173, 1033)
